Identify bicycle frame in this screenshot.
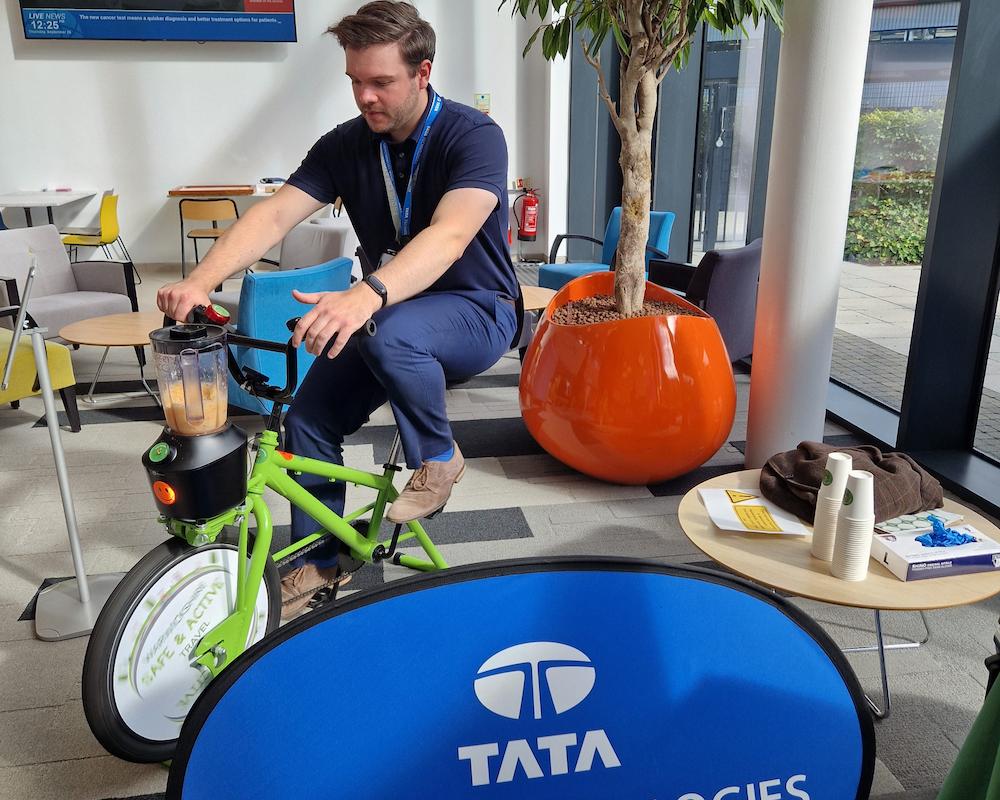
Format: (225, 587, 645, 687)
(161, 427, 448, 677)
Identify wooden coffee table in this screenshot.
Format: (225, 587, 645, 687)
(679, 468, 1000, 719)
(521, 285, 556, 313)
(60, 311, 165, 405)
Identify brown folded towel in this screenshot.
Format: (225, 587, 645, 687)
(760, 441, 942, 524)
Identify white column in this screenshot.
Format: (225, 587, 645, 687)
(744, 0, 874, 468)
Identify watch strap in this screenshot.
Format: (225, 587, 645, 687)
(363, 273, 388, 308)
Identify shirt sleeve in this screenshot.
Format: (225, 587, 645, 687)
(286, 129, 341, 204)
(444, 121, 508, 208)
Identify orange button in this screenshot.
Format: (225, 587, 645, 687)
(153, 481, 177, 505)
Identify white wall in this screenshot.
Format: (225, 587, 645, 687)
(0, 0, 564, 263)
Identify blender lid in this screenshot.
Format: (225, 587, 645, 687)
(150, 323, 226, 353)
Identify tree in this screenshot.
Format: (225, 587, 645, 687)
(505, 0, 783, 316)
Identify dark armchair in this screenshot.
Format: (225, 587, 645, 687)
(649, 238, 762, 362)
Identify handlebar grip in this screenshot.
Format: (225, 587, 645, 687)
(284, 317, 377, 337)
(284, 316, 377, 359)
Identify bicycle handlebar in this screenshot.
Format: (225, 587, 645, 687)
(161, 305, 376, 406)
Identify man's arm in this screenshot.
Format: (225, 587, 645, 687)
(157, 184, 325, 321)
(291, 187, 497, 359)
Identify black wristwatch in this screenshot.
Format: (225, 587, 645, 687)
(362, 273, 388, 308)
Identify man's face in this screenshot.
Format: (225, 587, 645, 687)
(345, 43, 430, 138)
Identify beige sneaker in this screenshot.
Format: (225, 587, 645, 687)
(280, 563, 348, 620)
(386, 443, 465, 524)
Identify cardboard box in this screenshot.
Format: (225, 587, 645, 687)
(870, 525, 1000, 581)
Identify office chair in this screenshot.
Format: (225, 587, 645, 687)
(538, 207, 676, 291)
(178, 198, 239, 277)
(61, 193, 138, 281)
(649, 238, 763, 362)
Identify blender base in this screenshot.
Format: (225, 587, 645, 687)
(34, 573, 124, 641)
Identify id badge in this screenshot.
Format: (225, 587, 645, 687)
(379, 249, 397, 267)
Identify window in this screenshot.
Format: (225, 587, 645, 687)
(830, 0, 959, 411)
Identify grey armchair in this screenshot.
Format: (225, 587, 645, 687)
(649, 238, 762, 362)
(0, 224, 138, 339)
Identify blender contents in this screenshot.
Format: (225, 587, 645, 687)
(162, 380, 227, 435)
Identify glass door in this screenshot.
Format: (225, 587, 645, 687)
(690, 22, 766, 262)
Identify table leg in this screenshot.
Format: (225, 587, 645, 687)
(47, 206, 54, 225)
(81, 346, 161, 406)
(84, 347, 111, 403)
(24, 207, 34, 227)
(841, 609, 931, 721)
(138, 357, 161, 407)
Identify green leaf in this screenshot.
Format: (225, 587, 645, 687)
(539, 0, 549, 18)
(522, 24, 544, 57)
(542, 23, 556, 58)
(610, 17, 629, 54)
(558, 17, 572, 56)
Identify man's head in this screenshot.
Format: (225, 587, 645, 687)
(328, 2, 436, 140)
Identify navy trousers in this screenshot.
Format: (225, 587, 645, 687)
(283, 289, 517, 567)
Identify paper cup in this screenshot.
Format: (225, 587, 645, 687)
(811, 499, 841, 561)
(830, 512, 875, 581)
(840, 470, 875, 521)
(817, 452, 853, 505)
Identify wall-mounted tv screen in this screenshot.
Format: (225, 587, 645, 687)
(20, 2, 296, 42)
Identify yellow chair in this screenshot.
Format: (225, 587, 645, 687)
(179, 198, 239, 277)
(0, 327, 80, 432)
(61, 193, 133, 265)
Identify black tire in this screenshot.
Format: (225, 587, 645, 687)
(82, 534, 280, 763)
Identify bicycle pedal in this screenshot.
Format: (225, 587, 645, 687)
(308, 587, 336, 608)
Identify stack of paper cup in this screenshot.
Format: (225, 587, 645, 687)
(811, 452, 853, 561)
(830, 470, 876, 581)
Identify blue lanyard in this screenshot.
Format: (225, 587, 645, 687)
(379, 89, 443, 243)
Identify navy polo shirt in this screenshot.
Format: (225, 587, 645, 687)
(286, 88, 518, 302)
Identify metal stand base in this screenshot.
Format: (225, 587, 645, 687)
(841, 609, 931, 720)
(34, 573, 124, 641)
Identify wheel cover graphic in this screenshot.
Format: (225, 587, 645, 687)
(111, 548, 270, 742)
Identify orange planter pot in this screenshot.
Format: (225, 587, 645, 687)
(519, 271, 736, 485)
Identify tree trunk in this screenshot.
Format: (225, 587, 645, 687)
(614, 74, 657, 317)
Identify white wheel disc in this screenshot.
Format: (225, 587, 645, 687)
(110, 546, 271, 743)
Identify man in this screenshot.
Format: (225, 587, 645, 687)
(157, 1, 520, 617)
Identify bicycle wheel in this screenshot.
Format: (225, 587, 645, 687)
(82, 534, 280, 763)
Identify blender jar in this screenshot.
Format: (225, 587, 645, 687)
(150, 324, 228, 436)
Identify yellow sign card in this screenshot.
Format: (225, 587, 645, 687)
(733, 505, 783, 532)
(725, 490, 758, 504)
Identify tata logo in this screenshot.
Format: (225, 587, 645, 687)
(473, 641, 596, 720)
(458, 642, 620, 787)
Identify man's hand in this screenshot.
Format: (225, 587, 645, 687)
(291, 284, 382, 359)
(157, 279, 212, 323)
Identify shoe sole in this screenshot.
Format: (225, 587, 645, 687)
(386, 463, 465, 525)
(281, 572, 354, 610)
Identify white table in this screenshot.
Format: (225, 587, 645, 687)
(0, 190, 96, 226)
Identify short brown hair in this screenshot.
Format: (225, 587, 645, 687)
(328, 1, 436, 73)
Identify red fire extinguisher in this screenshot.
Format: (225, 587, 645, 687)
(513, 188, 539, 242)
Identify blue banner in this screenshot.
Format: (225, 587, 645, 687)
(22, 8, 295, 42)
(169, 560, 874, 799)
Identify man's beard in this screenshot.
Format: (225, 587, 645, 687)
(363, 82, 421, 137)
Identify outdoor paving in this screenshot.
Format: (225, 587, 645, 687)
(835, 261, 1000, 459)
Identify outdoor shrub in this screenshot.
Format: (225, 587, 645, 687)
(855, 107, 944, 173)
(845, 193, 928, 265)
(845, 107, 943, 264)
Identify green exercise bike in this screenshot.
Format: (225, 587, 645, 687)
(82, 306, 448, 763)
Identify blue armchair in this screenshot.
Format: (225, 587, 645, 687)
(538, 207, 676, 291)
(227, 257, 353, 414)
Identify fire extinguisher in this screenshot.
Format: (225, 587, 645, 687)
(513, 188, 539, 242)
